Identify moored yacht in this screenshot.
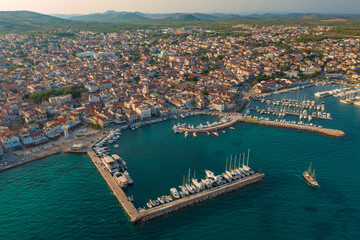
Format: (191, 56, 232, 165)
(192, 178, 205, 191)
(114, 172, 128, 187)
(170, 188, 180, 199)
(205, 170, 216, 179)
(179, 185, 190, 196)
(201, 179, 213, 189)
(185, 184, 196, 194)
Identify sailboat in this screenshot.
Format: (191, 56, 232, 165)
(222, 158, 232, 182)
(232, 155, 241, 179)
(226, 156, 236, 180)
(303, 162, 320, 188)
(185, 168, 196, 194)
(241, 152, 250, 176)
(236, 153, 246, 178)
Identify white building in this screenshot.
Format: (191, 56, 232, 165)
(125, 110, 138, 123)
(89, 94, 101, 103)
(1, 134, 21, 150)
(49, 94, 73, 106)
(134, 104, 151, 120)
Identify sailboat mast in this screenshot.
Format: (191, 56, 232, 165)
(238, 154, 241, 168)
(188, 168, 191, 185)
(308, 162, 312, 173)
(225, 157, 228, 171)
(229, 155, 232, 170)
(311, 169, 316, 179)
(243, 153, 245, 167)
(247, 148, 250, 166)
(183, 175, 185, 185)
(234, 155, 237, 170)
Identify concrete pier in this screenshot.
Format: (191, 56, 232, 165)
(177, 113, 345, 138)
(87, 151, 140, 222)
(87, 149, 264, 223)
(134, 173, 264, 223)
(178, 116, 240, 133)
(240, 118, 346, 138)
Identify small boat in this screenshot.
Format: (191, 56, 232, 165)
(230, 127, 235, 130)
(212, 132, 219, 137)
(137, 207, 146, 212)
(178, 190, 185, 198)
(303, 162, 320, 188)
(207, 131, 211, 136)
(222, 130, 226, 134)
(167, 195, 173, 202)
(157, 196, 165, 204)
(127, 195, 134, 202)
(193, 132, 197, 138)
(114, 144, 119, 148)
(146, 201, 153, 208)
(179, 185, 190, 196)
(123, 171, 134, 185)
(184, 131, 188, 138)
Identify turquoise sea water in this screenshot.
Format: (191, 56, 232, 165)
(1, 85, 360, 239)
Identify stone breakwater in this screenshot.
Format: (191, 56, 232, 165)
(241, 118, 346, 138)
(134, 173, 264, 223)
(176, 114, 345, 138)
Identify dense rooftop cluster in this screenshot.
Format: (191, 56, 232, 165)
(0, 25, 359, 152)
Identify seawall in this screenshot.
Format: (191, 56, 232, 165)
(134, 173, 264, 223)
(240, 118, 346, 138)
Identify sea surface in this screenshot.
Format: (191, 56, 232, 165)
(1, 84, 360, 239)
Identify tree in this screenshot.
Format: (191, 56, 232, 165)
(201, 90, 209, 95)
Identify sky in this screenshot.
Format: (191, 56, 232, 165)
(1, 0, 360, 15)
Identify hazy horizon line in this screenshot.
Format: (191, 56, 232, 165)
(5, 9, 360, 16)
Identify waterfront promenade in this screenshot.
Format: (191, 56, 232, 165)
(0, 128, 106, 172)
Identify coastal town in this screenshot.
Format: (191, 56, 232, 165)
(0, 24, 359, 168)
(3, 0, 360, 236)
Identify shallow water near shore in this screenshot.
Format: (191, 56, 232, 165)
(1, 84, 360, 239)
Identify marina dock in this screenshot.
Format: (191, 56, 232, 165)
(87, 151, 140, 222)
(250, 108, 333, 120)
(176, 114, 345, 138)
(177, 115, 240, 133)
(87, 149, 264, 223)
(135, 173, 264, 223)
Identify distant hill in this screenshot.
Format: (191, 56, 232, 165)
(192, 13, 219, 21)
(2, 10, 360, 35)
(174, 14, 202, 22)
(62, 11, 360, 23)
(0, 11, 72, 32)
(71, 11, 148, 22)
(69, 11, 207, 22)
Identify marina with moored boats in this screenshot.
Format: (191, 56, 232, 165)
(85, 84, 347, 223)
(88, 137, 264, 223)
